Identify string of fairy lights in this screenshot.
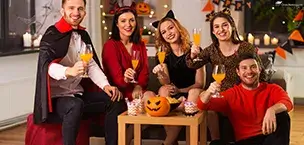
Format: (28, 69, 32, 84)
(100, 1, 170, 38)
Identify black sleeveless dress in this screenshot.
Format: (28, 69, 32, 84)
(157, 52, 197, 98)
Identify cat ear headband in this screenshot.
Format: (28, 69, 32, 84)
(152, 10, 176, 28)
(205, 8, 231, 22)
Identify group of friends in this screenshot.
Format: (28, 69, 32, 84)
(32, 0, 293, 145)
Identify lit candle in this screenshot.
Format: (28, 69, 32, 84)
(247, 33, 254, 44)
(271, 38, 279, 45)
(33, 35, 42, 47)
(254, 38, 260, 45)
(23, 32, 32, 47)
(263, 34, 270, 45)
(238, 35, 244, 41)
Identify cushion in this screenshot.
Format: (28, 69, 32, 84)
(259, 50, 276, 81)
(25, 114, 91, 145)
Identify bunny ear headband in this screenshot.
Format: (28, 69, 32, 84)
(152, 10, 176, 28)
(205, 8, 231, 22)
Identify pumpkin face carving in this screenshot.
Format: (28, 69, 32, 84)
(136, 2, 151, 15)
(145, 96, 170, 117)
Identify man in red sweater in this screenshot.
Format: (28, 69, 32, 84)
(198, 53, 293, 145)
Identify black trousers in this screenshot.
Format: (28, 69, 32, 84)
(235, 111, 290, 145)
(52, 91, 125, 145)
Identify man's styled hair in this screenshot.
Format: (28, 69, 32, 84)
(236, 53, 260, 70)
(62, 0, 86, 7)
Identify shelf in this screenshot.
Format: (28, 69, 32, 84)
(103, 14, 156, 18)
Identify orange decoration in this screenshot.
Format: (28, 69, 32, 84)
(275, 46, 286, 60)
(202, 0, 214, 12)
(289, 30, 304, 42)
(145, 96, 170, 117)
(293, 10, 304, 22)
(136, 2, 151, 15)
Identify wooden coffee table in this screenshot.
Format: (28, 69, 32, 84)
(117, 111, 207, 145)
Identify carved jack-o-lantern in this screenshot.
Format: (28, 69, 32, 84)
(145, 96, 170, 117)
(136, 2, 151, 15)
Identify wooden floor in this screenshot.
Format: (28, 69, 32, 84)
(0, 105, 303, 145)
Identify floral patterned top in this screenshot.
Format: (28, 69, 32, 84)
(186, 41, 266, 91)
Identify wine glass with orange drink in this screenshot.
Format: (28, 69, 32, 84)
(193, 28, 202, 62)
(157, 46, 166, 79)
(130, 50, 140, 83)
(212, 64, 226, 98)
(79, 44, 93, 78)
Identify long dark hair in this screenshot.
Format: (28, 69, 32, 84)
(210, 13, 242, 47)
(111, 8, 141, 44)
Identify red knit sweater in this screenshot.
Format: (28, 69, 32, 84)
(197, 82, 293, 141)
(102, 39, 149, 100)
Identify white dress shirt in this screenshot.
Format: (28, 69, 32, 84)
(48, 32, 109, 97)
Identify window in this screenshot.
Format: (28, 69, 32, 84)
(0, 0, 36, 56)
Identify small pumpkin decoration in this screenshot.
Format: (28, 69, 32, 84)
(145, 96, 170, 117)
(136, 2, 151, 15)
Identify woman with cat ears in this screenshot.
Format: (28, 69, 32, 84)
(151, 10, 222, 145)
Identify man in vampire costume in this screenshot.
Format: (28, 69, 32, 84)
(32, 0, 125, 145)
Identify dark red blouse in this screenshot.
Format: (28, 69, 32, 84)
(102, 39, 149, 100)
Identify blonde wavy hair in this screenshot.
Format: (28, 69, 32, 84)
(155, 18, 190, 55)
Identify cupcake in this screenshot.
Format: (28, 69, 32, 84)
(184, 101, 199, 116)
(126, 98, 138, 116)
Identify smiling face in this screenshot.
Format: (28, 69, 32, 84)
(236, 58, 261, 90)
(61, 0, 86, 29)
(116, 12, 136, 39)
(212, 17, 233, 42)
(159, 20, 181, 44)
(145, 96, 170, 117)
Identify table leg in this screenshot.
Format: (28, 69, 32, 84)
(199, 118, 207, 145)
(118, 123, 126, 145)
(134, 124, 141, 145)
(186, 126, 190, 145)
(190, 125, 198, 145)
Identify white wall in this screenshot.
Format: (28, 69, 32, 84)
(0, 53, 38, 122)
(172, 0, 212, 48)
(0, 0, 102, 123)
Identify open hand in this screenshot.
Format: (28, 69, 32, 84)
(262, 108, 277, 135)
(104, 85, 123, 101)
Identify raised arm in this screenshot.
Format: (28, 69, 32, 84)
(197, 82, 230, 114)
(186, 45, 211, 69)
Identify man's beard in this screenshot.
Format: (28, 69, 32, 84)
(241, 75, 260, 89)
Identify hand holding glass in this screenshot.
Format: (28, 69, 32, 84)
(212, 65, 226, 98)
(79, 44, 93, 78)
(193, 28, 202, 62)
(130, 50, 140, 83)
(157, 46, 166, 79)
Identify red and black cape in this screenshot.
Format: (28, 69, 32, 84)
(33, 18, 101, 124)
